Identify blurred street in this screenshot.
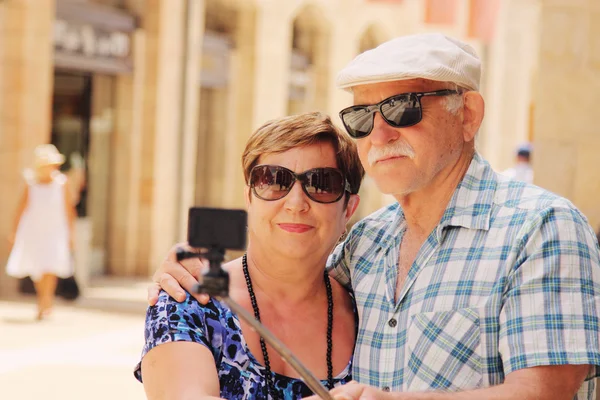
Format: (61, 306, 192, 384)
(0, 279, 150, 400)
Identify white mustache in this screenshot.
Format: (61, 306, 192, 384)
(368, 141, 415, 166)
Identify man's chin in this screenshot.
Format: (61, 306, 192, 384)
(371, 178, 415, 197)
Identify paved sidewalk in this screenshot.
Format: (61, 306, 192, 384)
(75, 276, 151, 314)
(1, 276, 152, 314)
(0, 299, 148, 400)
(0, 276, 159, 399)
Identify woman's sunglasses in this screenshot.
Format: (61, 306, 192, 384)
(339, 89, 460, 138)
(248, 165, 352, 204)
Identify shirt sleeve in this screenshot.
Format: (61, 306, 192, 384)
(134, 291, 218, 382)
(499, 204, 600, 379)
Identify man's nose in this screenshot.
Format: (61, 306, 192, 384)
(369, 112, 401, 145)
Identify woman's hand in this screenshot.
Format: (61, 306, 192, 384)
(148, 243, 210, 306)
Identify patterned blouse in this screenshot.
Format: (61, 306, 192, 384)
(135, 291, 354, 399)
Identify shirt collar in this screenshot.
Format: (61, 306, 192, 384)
(439, 152, 497, 232)
(381, 152, 497, 246)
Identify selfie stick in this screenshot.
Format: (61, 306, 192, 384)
(177, 248, 335, 400)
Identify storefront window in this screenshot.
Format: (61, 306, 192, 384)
(51, 71, 92, 217)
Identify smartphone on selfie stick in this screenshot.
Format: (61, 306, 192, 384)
(176, 207, 334, 400)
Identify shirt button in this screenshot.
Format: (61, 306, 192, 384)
(388, 318, 397, 328)
(382, 386, 390, 392)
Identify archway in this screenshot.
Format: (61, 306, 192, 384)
(287, 4, 331, 115)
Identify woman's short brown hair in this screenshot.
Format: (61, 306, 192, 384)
(242, 112, 364, 200)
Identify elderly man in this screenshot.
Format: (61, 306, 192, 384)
(149, 33, 600, 399)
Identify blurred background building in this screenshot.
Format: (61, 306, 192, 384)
(0, 0, 598, 295)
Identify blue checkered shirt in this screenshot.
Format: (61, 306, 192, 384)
(328, 152, 600, 398)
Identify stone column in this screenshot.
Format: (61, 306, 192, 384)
(533, 0, 600, 231)
(105, 0, 191, 277)
(220, 3, 258, 210)
(479, 0, 541, 171)
(177, 0, 205, 239)
(129, 0, 187, 276)
(326, 4, 361, 118)
(106, 71, 136, 276)
(88, 75, 114, 277)
(251, 2, 293, 127)
(0, 0, 55, 294)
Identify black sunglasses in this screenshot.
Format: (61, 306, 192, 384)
(248, 165, 353, 204)
(339, 89, 460, 138)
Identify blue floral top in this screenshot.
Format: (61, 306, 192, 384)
(135, 291, 354, 399)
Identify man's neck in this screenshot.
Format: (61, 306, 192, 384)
(395, 149, 474, 237)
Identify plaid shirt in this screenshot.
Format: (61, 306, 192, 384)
(328, 152, 600, 399)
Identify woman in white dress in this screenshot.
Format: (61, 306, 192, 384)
(6, 144, 77, 320)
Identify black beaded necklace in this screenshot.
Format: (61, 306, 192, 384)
(242, 253, 334, 400)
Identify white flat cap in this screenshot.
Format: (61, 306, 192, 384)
(336, 33, 481, 92)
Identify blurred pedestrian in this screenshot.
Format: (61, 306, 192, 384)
(6, 144, 77, 320)
(502, 142, 534, 183)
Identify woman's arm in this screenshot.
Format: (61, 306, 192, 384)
(141, 341, 223, 400)
(9, 186, 29, 244)
(63, 176, 77, 251)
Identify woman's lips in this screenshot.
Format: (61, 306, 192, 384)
(278, 223, 313, 233)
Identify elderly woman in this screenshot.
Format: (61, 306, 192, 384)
(135, 112, 364, 399)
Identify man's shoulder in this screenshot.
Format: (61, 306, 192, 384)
(353, 202, 401, 233)
(494, 177, 575, 212)
(491, 176, 589, 227)
(468, 154, 573, 215)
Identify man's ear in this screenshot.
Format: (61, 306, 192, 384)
(462, 92, 485, 143)
(344, 194, 360, 223)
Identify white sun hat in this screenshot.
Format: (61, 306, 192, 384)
(33, 144, 66, 167)
(336, 32, 481, 92)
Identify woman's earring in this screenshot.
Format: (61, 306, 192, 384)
(337, 228, 348, 244)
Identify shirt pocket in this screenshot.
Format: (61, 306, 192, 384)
(404, 307, 483, 392)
